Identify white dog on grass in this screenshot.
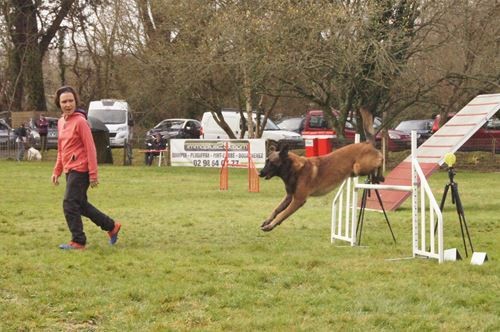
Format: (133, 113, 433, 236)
(27, 147, 42, 161)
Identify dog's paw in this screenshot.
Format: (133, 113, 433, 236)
(261, 223, 275, 232)
(260, 220, 278, 232)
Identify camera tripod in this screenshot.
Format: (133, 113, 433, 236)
(437, 166, 474, 257)
(356, 176, 396, 245)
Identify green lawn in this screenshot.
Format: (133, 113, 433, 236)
(0, 160, 499, 331)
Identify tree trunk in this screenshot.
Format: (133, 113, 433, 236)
(7, 45, 23, 112)
(243, 66, 254, 138)
(6, 0, 76, 112)
(25, 44, 46, 112)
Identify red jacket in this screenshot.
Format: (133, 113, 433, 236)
(53, 111, 98, 181)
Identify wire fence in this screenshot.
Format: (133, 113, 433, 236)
(1, 137, 498, 169)
(0, 141, 16, 160)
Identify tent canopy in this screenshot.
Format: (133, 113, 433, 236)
(87, 116, 109, 133)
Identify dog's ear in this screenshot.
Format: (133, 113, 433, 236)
(279, 145, 289, 159)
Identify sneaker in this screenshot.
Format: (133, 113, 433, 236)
(59, 241, 85, 250)
(108, 221, 121, 245)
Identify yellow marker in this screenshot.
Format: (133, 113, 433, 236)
(444, 152, 456, 167)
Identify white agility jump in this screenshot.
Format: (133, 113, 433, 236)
(331, 132, 444, 263)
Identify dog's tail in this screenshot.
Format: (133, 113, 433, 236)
(359, 107, 376, 145)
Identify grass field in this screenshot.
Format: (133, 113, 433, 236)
(0, 159, 499, 331)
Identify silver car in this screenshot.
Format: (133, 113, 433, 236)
(146, 118, 202, 141)
(0, 119, 16, 147)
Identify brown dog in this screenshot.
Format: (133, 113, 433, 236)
(259, 109, 383, 231)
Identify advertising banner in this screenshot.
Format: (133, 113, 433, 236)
(170, 139, 266, 168)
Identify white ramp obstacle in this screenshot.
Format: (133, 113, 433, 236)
(331, 132, 444, 263)
(366, 93, 500, 212)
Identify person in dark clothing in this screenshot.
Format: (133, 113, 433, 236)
(145, 133, 167, 166)
(14, 123, 28, 161)
(36, 114, 49, 152)
(51, 86, 121, 250)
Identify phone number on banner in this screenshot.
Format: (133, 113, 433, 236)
(192, 158, 247, 168)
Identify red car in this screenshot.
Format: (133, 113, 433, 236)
(432, 113, 500, 152)
(304, 110, 411, 152)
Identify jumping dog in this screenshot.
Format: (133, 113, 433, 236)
(259, 108, 383, 231)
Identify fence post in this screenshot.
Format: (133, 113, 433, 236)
(123, 139, 132, 166)
(492, 137, 496, 159)
(166, 138, 171, 166)
(220, 142, 229, 190)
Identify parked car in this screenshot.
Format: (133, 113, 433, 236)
(201, 110, 304, 150)
(0, 118, 16, 147)
(146, 118, 202, 144)
(88, 99, 134, 147)
(431, 113, 500, 152)
(29, 116, 59, 150)
(303, 110, 411, 152)
(394, 119, 433, 146)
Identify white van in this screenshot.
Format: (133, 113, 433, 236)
(201, 110, 304, 149)
(87, 99, 134, 147)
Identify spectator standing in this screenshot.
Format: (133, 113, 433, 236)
(36, 114, 49, 152)
(51, 86, 121, 250)
(145, 133, 167, 166)
(15, 123, 28, 161)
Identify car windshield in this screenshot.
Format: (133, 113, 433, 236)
(262, 118, 280, 130)
(346, 116, 382, 130)
(396, 120, 430, 131)
(277, 118, 302, 131)
(310, 115, 328, 129)
(487, 116, 500, 129)
(240, 116, 281, 131)
(88, 109, 126, 124)
(156, 120, 184, 131)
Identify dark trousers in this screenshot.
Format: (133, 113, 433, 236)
(40, 134, 47, 152)
(16, 141, 25, 161)
(63, 171, 115, 245)
(145, 152, 159, 166)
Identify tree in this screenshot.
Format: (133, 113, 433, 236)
(270, 1, 442, 143)
(2, 0, 76, 112)
(415, 0, 500, 125)
(128, 0, 498, 140)
(2, 0, 496, 134)
(131, 1, 291, 139)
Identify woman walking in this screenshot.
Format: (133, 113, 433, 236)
(51, 86, 121, 250)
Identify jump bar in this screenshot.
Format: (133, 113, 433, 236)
(354, 183, 413, 192)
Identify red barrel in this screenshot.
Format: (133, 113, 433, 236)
(317, 137, 333, 155)
(304, 137, 318, 157)
(302, 131, 335, 157)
